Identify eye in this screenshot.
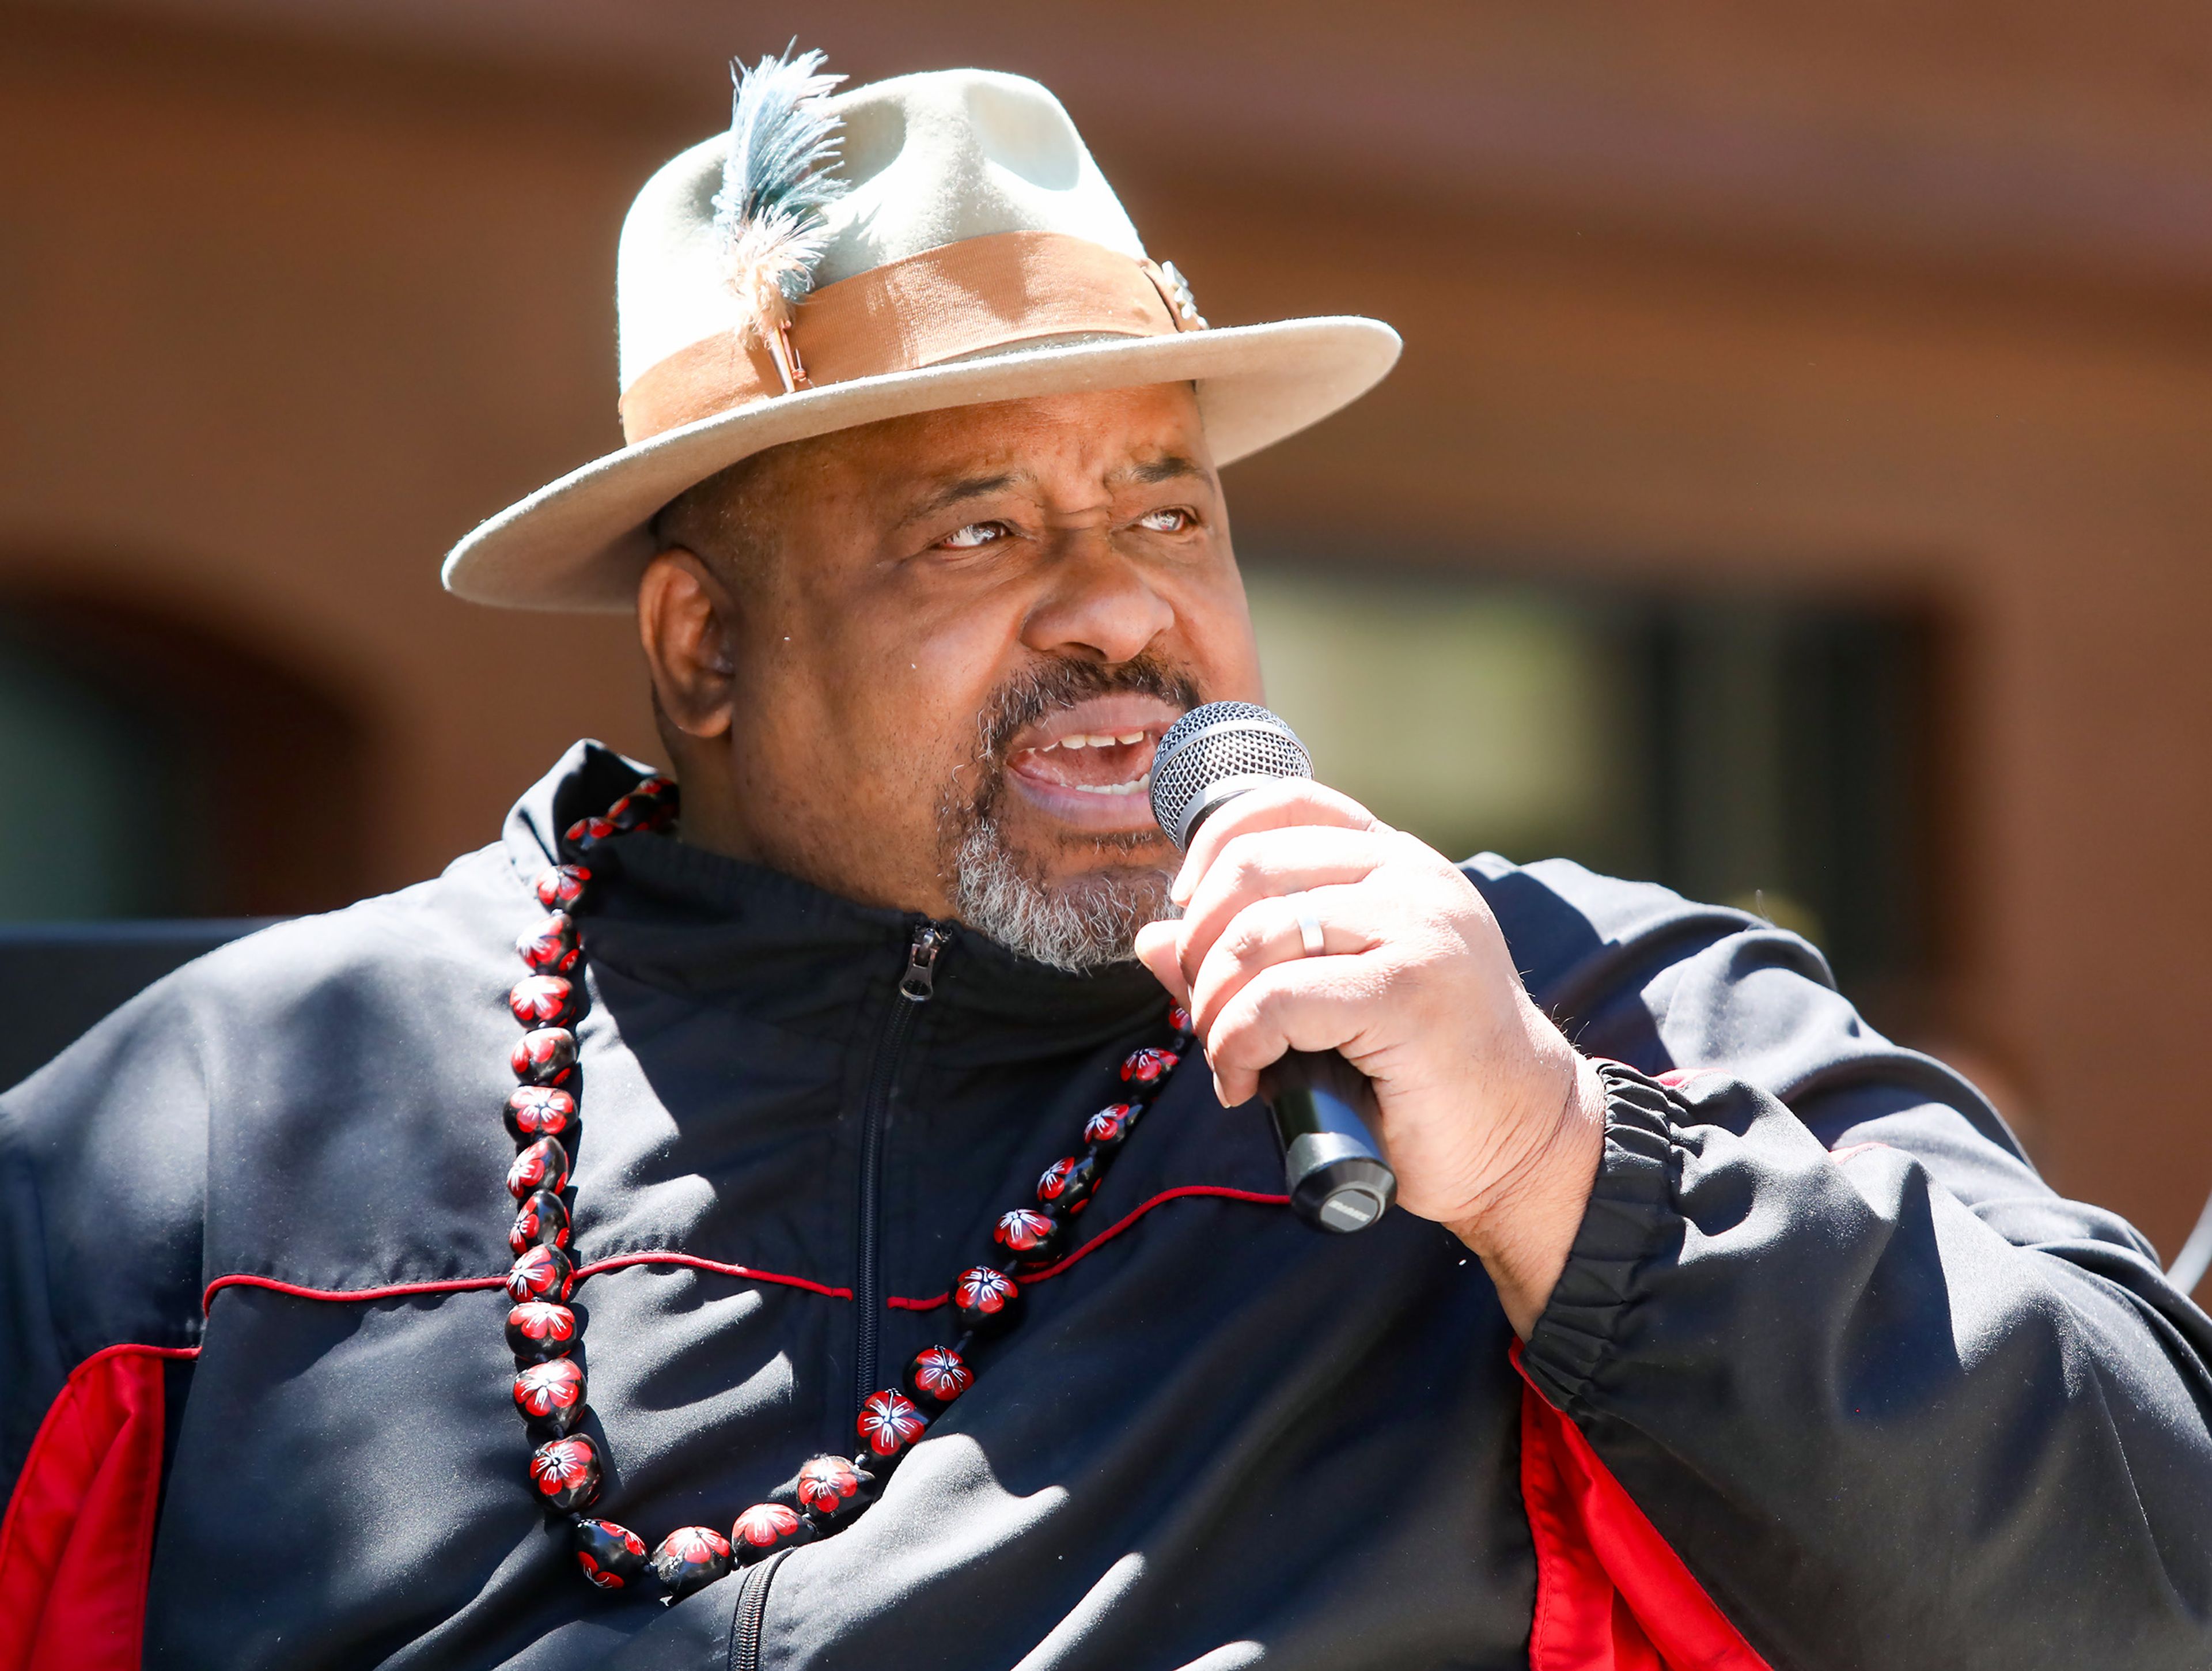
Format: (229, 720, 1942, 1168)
(1137, 507, 1194, 534)
(937, 521, 1009, 550)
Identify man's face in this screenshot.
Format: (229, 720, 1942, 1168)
(641, 381, 1264, 966)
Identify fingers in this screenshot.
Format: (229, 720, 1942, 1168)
(1173, 823, 1397, 990)
(1171, 780, 1382, 907)
(1202, 958, 1386, 1107)
(1185, 882, 1381, 1039)
(1132, 919, 1188, 1005)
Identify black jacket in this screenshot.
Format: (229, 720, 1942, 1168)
(3, 743, 2209, 1669)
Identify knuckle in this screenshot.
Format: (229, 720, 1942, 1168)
(1244, 973, 1295, 1026)
(1224, 851, 1271, 897)
(1223, 910, 1274, 964)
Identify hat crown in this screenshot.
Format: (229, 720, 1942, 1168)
(617, 69, 1144, 393)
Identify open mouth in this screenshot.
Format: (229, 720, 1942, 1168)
(1001, 694, 1184, 830)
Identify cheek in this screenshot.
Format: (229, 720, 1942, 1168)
(1163, 568, 1264, 701)
(810, 602, 1017, 797)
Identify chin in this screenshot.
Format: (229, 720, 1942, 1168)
(949, 824, 1177, 973)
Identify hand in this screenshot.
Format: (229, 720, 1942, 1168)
(1132, 781, 1606, 1336)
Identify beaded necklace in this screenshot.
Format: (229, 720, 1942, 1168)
(496, 776, 1194, 1598)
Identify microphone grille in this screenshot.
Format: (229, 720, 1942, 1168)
(1149, 701, 1313, 849)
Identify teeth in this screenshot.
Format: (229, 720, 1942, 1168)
(1043, 732, 1142, 751)
(1071, 776, 1152, 796)
(1021, 729, 1158, 758)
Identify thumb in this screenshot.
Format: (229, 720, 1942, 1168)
(1132, 920, 1190, 1004)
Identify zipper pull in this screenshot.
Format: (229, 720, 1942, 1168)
(899, 924, 946, 1003)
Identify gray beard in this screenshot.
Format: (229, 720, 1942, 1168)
(946, 811, 1174, 974)
(937, 652, 1198, 974)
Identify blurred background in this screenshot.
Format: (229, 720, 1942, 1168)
(1, 1, 2207, 1256)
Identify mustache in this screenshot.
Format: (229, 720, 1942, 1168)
(974, 654, 1202, 764)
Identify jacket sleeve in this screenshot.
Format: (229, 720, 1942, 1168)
(0, 978, 209, 1522)
(1510, 878, 2212, 1670)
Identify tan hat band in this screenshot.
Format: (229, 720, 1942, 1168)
(618, 230, 1202, 444)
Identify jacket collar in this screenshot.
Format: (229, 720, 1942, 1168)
(502, 741, 1171, 1049)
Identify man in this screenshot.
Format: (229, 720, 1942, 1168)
(2, 52, 2208, 1671)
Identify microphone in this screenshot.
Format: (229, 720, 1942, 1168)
(1150, 702, 1399, 1234)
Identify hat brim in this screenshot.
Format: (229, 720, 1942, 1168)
(441, 315, 1401, 612)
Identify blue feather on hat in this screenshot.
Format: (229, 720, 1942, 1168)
(711, 45, 849, 392)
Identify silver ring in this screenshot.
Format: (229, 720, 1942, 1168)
(1289, 892, 1325, 958)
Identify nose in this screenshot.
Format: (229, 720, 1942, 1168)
(1018, 539, 1175, 666)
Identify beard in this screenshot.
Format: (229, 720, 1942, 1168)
(938, 654, 1200, 973)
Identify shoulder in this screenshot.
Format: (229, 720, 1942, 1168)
(157, 841, 533, 1029)
(1463, 851, 2027, 1166)
(1459, 852, 1800, 1004)
(1461, 848, 1836, 1051)
(2, 839, 535, 1231)
(2, 836, 532, 1136)
(1460, 850, 1855, 1091)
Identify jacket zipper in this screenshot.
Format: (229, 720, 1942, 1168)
(854, 922, 944, 1415)
(731, 1545, 791, 1671)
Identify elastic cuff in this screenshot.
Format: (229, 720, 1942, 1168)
(1520, 1061, 1681, 1416)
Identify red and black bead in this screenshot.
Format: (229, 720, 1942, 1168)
(506, 1300, 577, 1362)
(509, 974, 579, 1028)
(1036, 1154, 1099, 1215)
(529, 1432, 602, 1511)
(509, 1189, 571, 1256)
(572, 1517, 648, 1591)
(993, 1207, 1062, 1268)
(507, 1136, 571, 1200)
(650, 1525, 732, 1598)
(506, 1243, 576, 1304)
(517, 912, 581, 976)
(793, 1454, 872, 1523)
(534, 864, 593, 912)
(512, 1027, 578, 1087)
(1120, 1046, 1179, 1086)
(513, 1356, 586, 1437)
(904, 1346, 973, 1408)
(504, 1085, 577, 1143)
(503, 778, 1192, 1593)
(730, 1502, 816, 1563)
(1084, 1103, 1139, 1151)
(855, 1388, 929, 1458)
(605, 788, 675, 834)
(952, 1265, 1022, 1332)
(563, 815, 619, 855)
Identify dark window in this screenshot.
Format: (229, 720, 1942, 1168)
(1243, 565, 1945, 1019)
(0, 591, 369, 920)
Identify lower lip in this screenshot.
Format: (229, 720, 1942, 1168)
(1005, 761, 1162, 833)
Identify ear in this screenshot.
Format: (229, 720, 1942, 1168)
(638, 548, 737, 740)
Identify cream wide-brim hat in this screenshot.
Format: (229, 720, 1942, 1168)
(442, 66, 1402, 613)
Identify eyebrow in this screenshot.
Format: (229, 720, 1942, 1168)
(896, 452, 1209, 532)
(902, 471, 1024, 527)
(1118, 453, 1207, 488)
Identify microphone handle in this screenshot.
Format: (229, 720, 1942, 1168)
(1258, 1049, 1397, 1233)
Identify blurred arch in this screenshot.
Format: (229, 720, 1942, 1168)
(0, 575, 370, 919)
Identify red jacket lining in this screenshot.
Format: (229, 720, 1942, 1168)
(0, 1343, 198, 1671)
